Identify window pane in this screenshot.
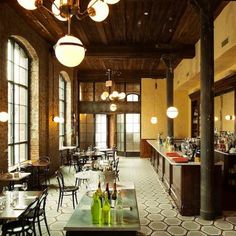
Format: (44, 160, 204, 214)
(59, 74, 66, 147)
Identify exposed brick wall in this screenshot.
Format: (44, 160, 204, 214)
(0, 3, 76, 174)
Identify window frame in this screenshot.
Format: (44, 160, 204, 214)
(59, 74, 67, 146)
(7, 39, 30, 167)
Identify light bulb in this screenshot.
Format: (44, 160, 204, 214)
(53, 116, 61, 123)
(151, 116, 158, 124)
(109, 94, 114, 100)
(103, 91, 109, 98)
(110, 103, 117, 111)
(52, 0, 67, 21)
(214, 116, 218, 121)
(17, 0, 37, 10)
(104, 0, 120, 4)
(55, 35, 85, 67)
(166, 106, 179, 119)
(112, 91, 119, 98)
(0, 112, 9, 122)
(101, 94, 107, 100)
(88, 0, 109, 22)
(118, 92, 126, 100)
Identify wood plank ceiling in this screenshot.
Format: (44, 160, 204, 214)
(5, 0, 227, 81)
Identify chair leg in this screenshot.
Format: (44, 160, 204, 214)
(60, 194, 64, 207)
(72, 192, 75, 209)
(75, 191, 78, 205)
(43, 212, 51, 236)
(37, 216, 42, 236)
(57, 192, 61, 211)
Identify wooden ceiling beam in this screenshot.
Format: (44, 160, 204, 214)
(85, 44, 195, 59)
(77, 69, 166, 82)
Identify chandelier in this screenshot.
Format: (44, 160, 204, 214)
(101, 69, 126, 101)
(17, 0, 120, 67)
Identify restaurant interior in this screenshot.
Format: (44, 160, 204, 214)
(1, 0, 236, 235)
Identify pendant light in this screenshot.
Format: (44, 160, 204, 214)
(166, 106, 179, 119)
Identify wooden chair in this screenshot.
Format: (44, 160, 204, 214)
(56, 170, 79, 211)
(2, 198, 39, 236)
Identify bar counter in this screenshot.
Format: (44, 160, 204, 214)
(147, 140, 222, 216)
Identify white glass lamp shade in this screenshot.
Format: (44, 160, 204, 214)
(109, 94, 114, 100)
(151, 116, 158, 124)
(17, 0, 37, 10)
(0, 112, 9, 122)
(53, 116, 61, 123)
(112, 91, 119, 98)
(110, 103, 117, 112)
(166, 106, 179, 119)
(52, 0, 67, 21)
(101, 91, 109, 100)
(225, 115, 235, 120)
(118, 92, 126, 100)
(55, 35, 85, 67)
(214, 116, 219, 121)
(88, 0, 109, 22)
(104, 0, 120, 4)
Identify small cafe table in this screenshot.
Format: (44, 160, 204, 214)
(0, 172, 31, 190)
(64, 182, 140, 236)
(0, 191, 42, 220)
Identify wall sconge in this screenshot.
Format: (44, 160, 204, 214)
(166, 106, 178, 119)
(150, 116, 158, 124)
(53, 115, 64, 123)
(0, 112, 9, 122)
(214, 116, 219, 121)
(225, 115, 235, 121)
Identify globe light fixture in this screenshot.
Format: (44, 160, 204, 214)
(151, 116, 158, 124)
(55, 34, 85, 67)
(0, 112, 9, 122)
(110, 103, 117, 112)
(17, 0, 120, 67)
(88, 0, 109, 22)
(104, 0, 120, 4)
(53, 116, 64, 123)
(225, 115, 235, 121)
(166, 106, 179, 119)
(17, 0, 37, 10)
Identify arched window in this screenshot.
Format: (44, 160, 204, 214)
(7, 39, 29, 166)
(59, 74, 66, 146)
(127, 94, 139, 102)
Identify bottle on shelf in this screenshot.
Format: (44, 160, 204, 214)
(111, 182, 117, 208)
(97, 181, 103, 207)
(105, 182, 111, 203)
(102, 193, 111, 225)
(91, 192, 101, 224)
(115, 191, 123, 224)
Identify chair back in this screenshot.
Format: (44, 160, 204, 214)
(38, 188, 48, 212)
(20, 197, 39, 224)
(56, 170, 65, 189)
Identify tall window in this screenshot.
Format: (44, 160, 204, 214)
(59, 75, 66, 146)
(7, 39, 29, 166)
(95, 114, 107, 148)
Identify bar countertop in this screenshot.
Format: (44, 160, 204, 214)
(147, 139, 200, 166)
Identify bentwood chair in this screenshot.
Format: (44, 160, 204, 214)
(2, 198, 39, 236)
(56, 170, 79, 211)
(26, 188, 50, 236)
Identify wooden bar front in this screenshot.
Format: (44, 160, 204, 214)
(148, 140, 222, 216)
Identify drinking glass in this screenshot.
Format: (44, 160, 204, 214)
(21, 182, 28, 191)
(2, 186, 8, 196)
(0, 196, 6, 211)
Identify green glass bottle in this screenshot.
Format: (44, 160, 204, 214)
(91, 192, 101, 224)
(102, 193, 111, 225)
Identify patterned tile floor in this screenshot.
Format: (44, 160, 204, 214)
(3, 157, 236, 235)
